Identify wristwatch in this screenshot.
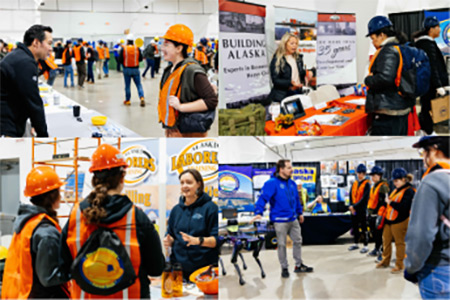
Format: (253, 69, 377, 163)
(198, 236, 204, 246)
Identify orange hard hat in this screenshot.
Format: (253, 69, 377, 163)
(162, 24, 194, 47)
(89, 144, 128, 172)
(24, 166, 66, 197)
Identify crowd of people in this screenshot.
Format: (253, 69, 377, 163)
(266, 15, 448, 136)
(0, 24, 219, 138)
(1, 143, 218, 298)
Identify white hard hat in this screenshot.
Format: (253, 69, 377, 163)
(295, 180, 303, 186)
(126, 34, 134, 41)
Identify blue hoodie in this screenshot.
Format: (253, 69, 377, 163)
(167, 193, 218, 279)
(255, 173, 303, 222)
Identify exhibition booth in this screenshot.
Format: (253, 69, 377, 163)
(218, 0, 450, 136)
(0, 137, 218, 298)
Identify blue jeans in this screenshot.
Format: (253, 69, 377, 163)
(47, 69, 58, 86)
(87, 60, 95, 82)
(123, 67, 144, 100)
(103, 59, 109, 75)
(417, 264, 450, 299)
(64, 65, 74, 87)
(142, 58, 155, 78)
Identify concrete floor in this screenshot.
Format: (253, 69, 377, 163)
(219, 236, 421, 300)
(52, 65, 218, 137)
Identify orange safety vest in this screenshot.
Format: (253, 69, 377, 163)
(351, 179, 369, 204)
(62, 48, 72, 65)
(422, 162, 450, 179)
(385, 186, 416, 221)
(1, 213, 65, 299)
(367, 181, 389, 210)
(368, 46, 403, 94)
(158, 63, 192, 127)
(46, 54, 58, 70)
(96, 46, 105, 60)
(73, 45, 82, 62)
(194, 47, 208, 65)
(104, 46, 110, 59)
(123, 45, 139, 68)
(65, 202, 141, 299)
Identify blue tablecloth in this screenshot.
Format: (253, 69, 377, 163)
(301, 213, 352, 244)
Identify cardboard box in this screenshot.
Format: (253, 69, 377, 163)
(431, 95, 450, 124)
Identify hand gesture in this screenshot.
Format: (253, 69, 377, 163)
(168, 95, 181, 111)
(180, 231, 199, 247)
(163, 234, 174, 250)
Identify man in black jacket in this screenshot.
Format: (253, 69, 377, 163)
(0, 24, 53, 137)
(414, 16, 449, 134)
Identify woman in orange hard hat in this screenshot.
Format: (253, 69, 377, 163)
(159, 24, 218, 137)
(60, 144, 165, 299)
(2, 166, 70, 299)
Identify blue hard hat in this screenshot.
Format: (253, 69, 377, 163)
(356, 164, 367, 173)
(369, 166, 384, 175)
(423, 16, 440, 29)
(366, 16, 393, 37)
(392, 168, 407, 180)
(412, 136, 445, 148)
(78, 38, 83, 42)
(200, 38, 208, 46)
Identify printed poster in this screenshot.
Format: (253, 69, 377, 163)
(424, 10, 450, 55)
(219, 0, 271, 108)
(292, 166, 317, 199)
(218, 165, 254, 212)
(316, 13, 357, 85)
(274, 7, 318, 68)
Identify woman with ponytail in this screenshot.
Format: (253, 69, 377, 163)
(163, 169, 218, 279)
(60, 144, 165, 299)
(364, 16, 413, 136)
(2, 167, 70, 299)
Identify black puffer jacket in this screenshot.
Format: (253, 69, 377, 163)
(415, 36, 449, 90)
(364, 38, 415, 114)
(267, 55, 306, 104)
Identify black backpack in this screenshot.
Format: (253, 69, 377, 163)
(70, 226, 137, 295)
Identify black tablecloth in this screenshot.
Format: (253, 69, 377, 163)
(301, 214, 352, 245)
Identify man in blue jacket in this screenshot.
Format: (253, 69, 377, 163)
(252, 159, 313, 278)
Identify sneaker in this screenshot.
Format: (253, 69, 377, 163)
(281, 268, 289, 278)
(123, 100, 131, 106)
(294, 264, 313, 273)
(368, 249, 378, 256)
(360, 246, 369, 254)
(376, 254, 382, 262)
(376, 262, 389, 269)
(391, 267, 403, 274)
(348, 245, 359, 251)
(140, 97, 145, 107)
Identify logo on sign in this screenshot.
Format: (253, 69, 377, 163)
(170, 138, 218, 184)
(123, 145, 157, 186)
(219, 172, 240, 193)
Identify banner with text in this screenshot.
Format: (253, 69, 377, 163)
(292, 166, 317, 199)
(121, 139, 160, 222)
(218, 165, 254, 212)
(316, 13, 357, 86)
(219, 0, 271, 108)
(167, 138, 219, 217)
(274, 7, 317, 69)
(424, 10, 450, 55)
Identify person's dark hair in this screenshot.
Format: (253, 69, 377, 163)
(23, 25, 53, 47)
(276, 159, 291, 174)
(425, 137, 450, 158)
(127, 40, 133, 45)
(84, 167, 125, 224)
(166, 39, 189, 59)
(30, 189, 60, 223)
(372, 26, 408, 44)
(412, 28, 430, 40)
(179, 169, 204, 196)
(406, 174, 414, 183)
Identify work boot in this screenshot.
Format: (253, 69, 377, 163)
(294, 264, 313, 273)
(376, 262, 389, 269)
(123, 100, 131, 106)
(105, 74, 109, 78)
(360, 246, 369, 254)
(348, 244, 359, 251)
(140, 97, 145, 107)
(281, 269, 289, 278)
(391, 266, 403, 274)
(368, 248, 378, 256)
